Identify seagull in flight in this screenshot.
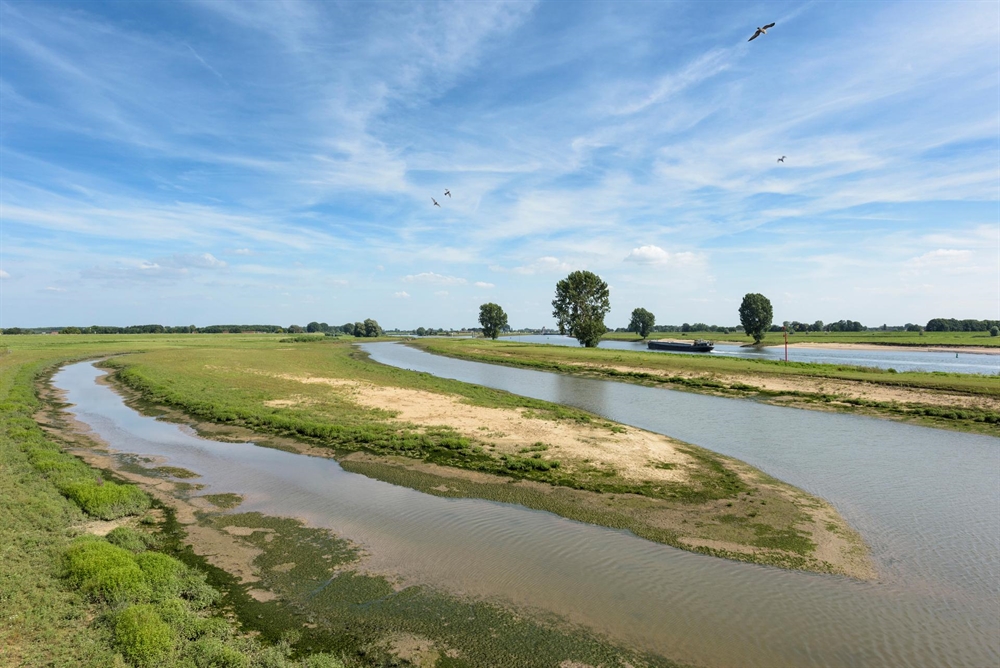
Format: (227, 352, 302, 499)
(444, 189, 451, 198)
(431, 198, 441, 207)
(748, 22, 775, 41)
(777, 156, 785, 163)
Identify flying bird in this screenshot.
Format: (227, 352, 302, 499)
(444, 189, 451, 198)
(748, 22, 775, 41)
(431, 198, 441, 207)
(777, 156, 785, 163)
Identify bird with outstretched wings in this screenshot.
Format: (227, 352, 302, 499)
(444, 189, 451, 197)
(777, 156, 785, 163)
(431, 198, 441, 207)
(748, 23, 775, 41)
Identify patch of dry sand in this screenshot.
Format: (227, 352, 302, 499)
(263, 373, 693, 484)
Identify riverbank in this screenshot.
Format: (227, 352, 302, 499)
(95, 341, 870, 578)
(409, 338, 1000, 435)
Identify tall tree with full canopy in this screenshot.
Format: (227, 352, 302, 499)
(478, 303, 508, 340)
(628, 308, 656, 339)
(552, 271, 610, 348)
(739, 293, 773, 344)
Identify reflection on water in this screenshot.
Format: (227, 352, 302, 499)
(56, 357, 1000, 668)
(502, 334, 1000, 375)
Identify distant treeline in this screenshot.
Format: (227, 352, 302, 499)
(924, 318, 1000, 332)
(3, 317, 998, 337)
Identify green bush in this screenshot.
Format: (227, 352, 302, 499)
(301, 655, 347, 668)
(106, 526, 157, 553)
(190, 637, 249, 667)
(62, 480, 151, 520)
(63, 537, 152, 603)
(113, 604, 174, 667)
(135, 551, 189, 601)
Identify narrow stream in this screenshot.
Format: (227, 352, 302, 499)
(54, 354, 1000, 668)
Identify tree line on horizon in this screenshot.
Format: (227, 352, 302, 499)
(2, 308, 997, 340)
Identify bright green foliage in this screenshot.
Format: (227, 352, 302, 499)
(106, 526, 157, 553)
(628, 307, 656, 339)
(189, 637, 249, 667)
(113, 604, 175, 667)
(64, 537, 153, 603)
(301, 654, 347, 668)
(739, 293, 774, 344)
(136, 551, 190, 601)
(552, 271, 611, 347)
(62, 480, 151, 520)
(478, 302, 509, 339)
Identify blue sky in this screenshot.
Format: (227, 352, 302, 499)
(1, 0, 997, 329)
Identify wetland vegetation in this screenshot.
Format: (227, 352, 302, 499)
(7, 329, 987, 665)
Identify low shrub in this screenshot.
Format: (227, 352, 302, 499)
(106, 526, 157, 553)
(189, 637, 249, 668)
(136, 551, 189, 601)
(113, 604, 174, 667)
(64, 537, 152, 603)
(62, 480, 151, 520)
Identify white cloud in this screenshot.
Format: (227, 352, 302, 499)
(232, 248, 252, 255)
(434, 290, 449, 297)
(44, 286, 66, 292)
(624, 245, 703, 267)
(172, 252, 227, 269)
(510, 257, 573, 275)
(474, 281, 494, 288)
(0, 269, 9, 279)
(907, 249, 973, 268)
(393, 291, 410, 299)
(403, 272, 467, 285)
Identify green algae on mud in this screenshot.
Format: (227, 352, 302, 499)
(161, 510, 685, 667)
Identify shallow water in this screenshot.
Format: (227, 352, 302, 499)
(55, 356, 1000, 668)
(502, 334, 1000, 375)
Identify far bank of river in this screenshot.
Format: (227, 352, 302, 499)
(504, 334, 1000, 375)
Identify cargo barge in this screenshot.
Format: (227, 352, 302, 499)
(647, 339, 715, 353)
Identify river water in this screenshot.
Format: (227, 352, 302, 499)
(502, 334, 1000, 375)
(54, 353, 1000, 668)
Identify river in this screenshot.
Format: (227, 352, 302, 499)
(501, 334, 1000, 375)
(53, 350, 1000, 668)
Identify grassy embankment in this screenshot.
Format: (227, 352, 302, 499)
(601, 329, 1000, 347)
(1, 334, 686, 667)
(410, 338, 1000, 435)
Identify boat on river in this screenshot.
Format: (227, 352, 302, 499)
(647, 338, 715, 353)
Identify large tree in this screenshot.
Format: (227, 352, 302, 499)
(739, 293, 773, 344)
(628, 307, 656, 339)
(478, 303, 508, 340)
(552, 270, 610, 347)
(363, 318, 382, 337)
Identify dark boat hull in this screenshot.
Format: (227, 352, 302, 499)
(647, 340, 715, 353)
